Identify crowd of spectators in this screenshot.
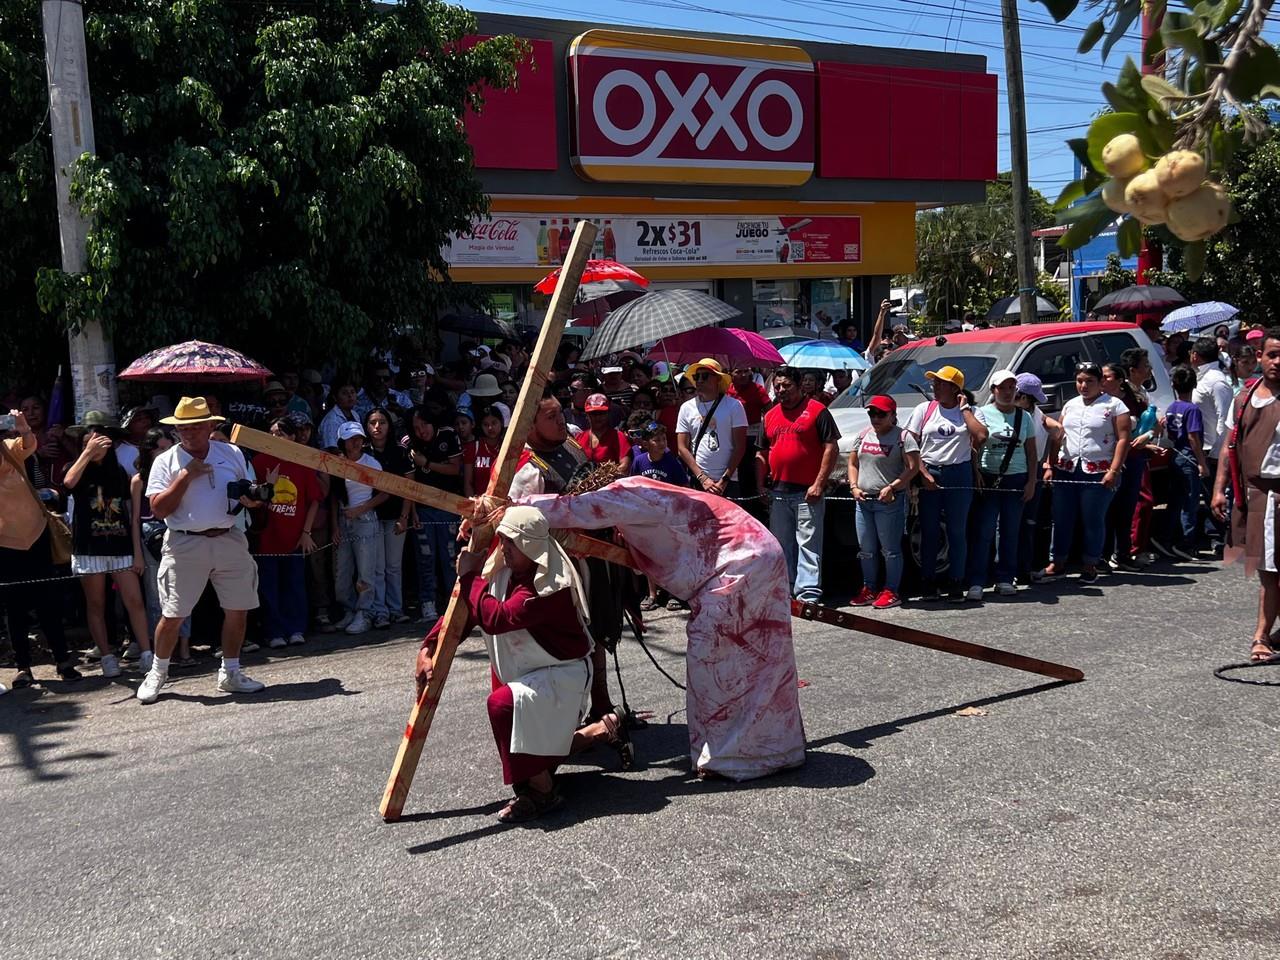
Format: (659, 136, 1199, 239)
(0, 323, 1255, 691)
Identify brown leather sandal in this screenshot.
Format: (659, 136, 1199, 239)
(1250, 639, 1277, 663)
(497, 787, 563, 823)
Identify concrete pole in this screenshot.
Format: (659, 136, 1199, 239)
(42, 0, 116, 420)
(1000, 0, 1038, 325)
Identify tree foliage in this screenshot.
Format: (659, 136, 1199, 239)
(1, 0, 523, 382)
(909, 173, 1056, 321)
(1036, 0, 1278, 265)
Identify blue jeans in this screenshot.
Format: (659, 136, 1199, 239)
(1103, 454, 1147, 561)
(1050, 465, 1116, 566)
(855, 496, 907, 592)
(415, 504, 458, 612)
(969, 472, 1027, 587)
(336, 512, 385, 615)
(258, 552, 307, 638)
(1018, 482, 1045, 577)
(917, 462, 975, 586)
(1171, 450, 1201, 547)
(769, 490, 825, 601)
(378, 516, 408, 617)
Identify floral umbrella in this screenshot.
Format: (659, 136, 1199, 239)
(118, 340, 273, 382)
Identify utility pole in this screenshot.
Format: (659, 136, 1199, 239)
(42, 0, 116, 421)
(1000, 0, 1038, 325)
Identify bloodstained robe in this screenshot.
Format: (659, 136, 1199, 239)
(423, 569, 592, 784)
(520, 476, 806, 781)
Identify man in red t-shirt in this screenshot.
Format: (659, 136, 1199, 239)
(575, 393, 632, 472)
(253, 425, 324, 647)
(755, 366, 841, 603)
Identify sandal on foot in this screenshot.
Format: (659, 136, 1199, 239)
(497, 788, 563, 823)
(10, 670, 34, 690)
(639, 596, 657, 611)
(1250, 640, 1277, 663)
(599, 711, 636, 770)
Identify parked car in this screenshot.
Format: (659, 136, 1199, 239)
(820, 321, 1172, 591)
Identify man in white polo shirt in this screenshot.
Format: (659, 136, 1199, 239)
(137, 397, 268, 704)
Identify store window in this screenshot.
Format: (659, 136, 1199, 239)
(807, 279, 852, 339)
(753, 280, 800, 328)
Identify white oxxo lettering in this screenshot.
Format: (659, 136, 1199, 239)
(592, 67, 804, 157)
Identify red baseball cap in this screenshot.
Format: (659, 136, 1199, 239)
(867, 395, 896, 414)
(585, 393, 610, 413)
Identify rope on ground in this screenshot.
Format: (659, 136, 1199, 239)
(1212, 656, 1280, 685)
(624, 607, 686, 691)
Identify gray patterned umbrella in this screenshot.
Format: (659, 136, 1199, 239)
(579, 289, 741, 361)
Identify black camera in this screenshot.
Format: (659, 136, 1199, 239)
(227, 478, 274, 514)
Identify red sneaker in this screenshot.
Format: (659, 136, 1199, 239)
(850, 587, 876, 607)
(872, 589, 901, 610)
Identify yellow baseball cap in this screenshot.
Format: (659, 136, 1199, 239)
(925, 365, 965, 389)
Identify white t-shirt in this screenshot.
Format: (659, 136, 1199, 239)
(1059, 394, 1127, 465)
(1192, 363, 1233, 458)
(343, 453, 382, 508)
(1226, 391, 1280, 477)
(903, 402, 973, 466)
(1028, 406, 1049, 463)
(146, 440, 254, 531)
(116, 442, 139, 476)
(676, 394, 749, 481)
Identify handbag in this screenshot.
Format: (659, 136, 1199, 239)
(689, 393, 725, 489)
(1, 440, 73, 564)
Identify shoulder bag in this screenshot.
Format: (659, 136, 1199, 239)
(689, 394, 724, 488)
(1, 440, 73, 564)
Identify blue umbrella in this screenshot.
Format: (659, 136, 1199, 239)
(1159, 301, 1239, 334)
(778, 339, 870, 371)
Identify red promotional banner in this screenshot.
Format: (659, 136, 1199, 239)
(570, 30, 814, 186)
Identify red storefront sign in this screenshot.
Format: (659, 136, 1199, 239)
(569, 30, 815, 186)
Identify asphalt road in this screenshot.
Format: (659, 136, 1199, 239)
(3, 558, 1279, 960)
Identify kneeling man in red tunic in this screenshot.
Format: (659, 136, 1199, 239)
(415, 506, 622, 823)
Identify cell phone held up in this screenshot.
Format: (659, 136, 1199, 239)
(0, 414, 16, 432)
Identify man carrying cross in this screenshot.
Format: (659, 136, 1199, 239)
(415, 506, 624, 823)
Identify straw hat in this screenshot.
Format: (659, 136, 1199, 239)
(161, 396, 226, 426)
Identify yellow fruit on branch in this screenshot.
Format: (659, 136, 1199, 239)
(1166, 182, 1231, 242)
(1101, 178, 1132, 214)
(1102, 134, 1147, 178)
(1124, 170, 1170, 225)
(1154, 151, 1207, 199)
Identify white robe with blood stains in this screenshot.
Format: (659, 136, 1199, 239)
(520, 476, 806, 781)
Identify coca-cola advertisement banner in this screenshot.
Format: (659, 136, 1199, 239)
(446, 214, 861, 268)
(569, 30, 814, 186)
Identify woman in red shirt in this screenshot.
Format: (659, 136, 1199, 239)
(576, 393, 632, 471)
(463, 405, 506, 497)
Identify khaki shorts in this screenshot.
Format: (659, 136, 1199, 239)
(157, 527, 260, 619)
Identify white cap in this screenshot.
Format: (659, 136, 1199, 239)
(989, 368, 1018, 387)
(601, 365, 623, 375)
(337, 420, 366, 441)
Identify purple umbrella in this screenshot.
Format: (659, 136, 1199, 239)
(645, 327, 784, 366)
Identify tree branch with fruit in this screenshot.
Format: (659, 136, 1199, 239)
(1035, 0, 1278, 277)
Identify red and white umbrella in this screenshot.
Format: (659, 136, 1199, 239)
(534, 259, 648, 295)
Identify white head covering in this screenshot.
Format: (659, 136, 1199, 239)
(482, 506, 590, 621)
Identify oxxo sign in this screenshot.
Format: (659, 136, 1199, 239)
(569, 30, 815, 187)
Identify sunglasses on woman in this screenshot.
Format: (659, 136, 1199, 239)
(1075, 362, 1102, 376)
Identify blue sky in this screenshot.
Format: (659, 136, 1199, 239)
(466, 0, 1148, 202)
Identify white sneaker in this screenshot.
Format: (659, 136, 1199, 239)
(241, 640, 261, 653)
(994, 582, 1017, 596)
(139, 650, 154, 674)
(345, 612, 372, 635)
(137, 669, 167, 704)
(965, 585, 984, 603)
(101, 654, 122, 678)
(268, 637, 287, 649)
(122, 640, 141, 661)
(418, 604, 438, 623)
(333, 612, 355, 631)
(218, 667, 265, 694)
(287, 633, 306, 646)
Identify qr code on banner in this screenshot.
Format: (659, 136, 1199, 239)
(790, 242, 805, 261)
(844, 243, 860, 259)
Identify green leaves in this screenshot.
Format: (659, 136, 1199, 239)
(1033, 0, 1081, 24)
(1116, 217, 1143, 258)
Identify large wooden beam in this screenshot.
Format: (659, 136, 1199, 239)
(379, 220, 599, 821)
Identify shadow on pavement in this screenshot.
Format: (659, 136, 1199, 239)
(0, 688, 103, 782)
(809, 679, 1075, 752)
(403, 723, 875, 856)
(161, 676, 359, 706)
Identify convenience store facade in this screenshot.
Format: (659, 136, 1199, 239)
(448, 14, 999, 338)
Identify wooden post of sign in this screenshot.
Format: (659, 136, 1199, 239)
(378, 220, 599, 822)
